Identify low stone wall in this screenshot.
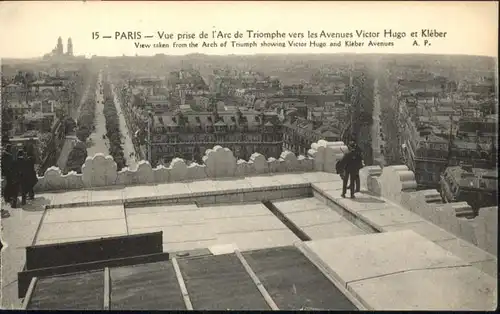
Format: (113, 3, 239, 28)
(34, 140, 347, 192)
(360, 165, 498, 256)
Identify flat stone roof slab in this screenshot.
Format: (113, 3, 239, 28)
(43, 205, 125, 223)
(348, 266, 497, 310)
(273, 198, 326, 213)
(36, 218, 128, 243)
(435, 238, 497, 264)
(302, 222, 365, 240)
(355, 206, 425, 228)
(217, 229, 300, 252)
(382, 221, 455, 243)
(304, 230, 470, 285)
(125, 204, 199, 216)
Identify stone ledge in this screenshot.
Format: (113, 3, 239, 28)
(311, 183, 498, 276)
(311, 186, 383, 234)
(302, 231, 497, 311)
(45, 185, 313, 210)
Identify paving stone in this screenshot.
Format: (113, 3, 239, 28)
(382, 221, 456, 242)
(357, 206, 424, 228)
(209, 215, 287, 234)
(43, 205, 125, 223)
(199, 204, 270, 219)
(286, 208, 344, 226)
(1, 247, 25, 289)
(130, 224, 217, 243)
(333, 195, 392, 213)
(302, 221, 365, 240)
(435, 238, 496, 264)
(213, 178, 252, 192)
(125, 204, 198, 216)
(37, 219, 127, 241)
(300, 172, 341, 183)
(271, 173, 309, 185)
(187, 180, 217, 195)
(217, 229, 300, 252)
(273, 198, 326, 213)
(51, 190, 91, 206)
(88, 188, 124, 205)
(35, 235, 108, 246)
(155, 182, 191, 198)
(347, 266, 497, 310)
(123, 185, 158, 201)
(125, 211, 205, 229)
(304, 230, 470, 286)
(163, 240, 219, 253)
(311, 181, 344, 192)
(471, 259, 498, 278)
(245, 175, 281, 189)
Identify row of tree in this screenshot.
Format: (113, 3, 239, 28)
(103, 82, 126, 170)
(66, 78, 97, 173)
(75, 80, 98, 142)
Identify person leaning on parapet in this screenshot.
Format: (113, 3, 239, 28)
(1, 143, 15, 206)
(22, 145, 39, 201)
(336, 141, 364, 198)
(2, 145, 22, 208)
(350, 142, 364, 193)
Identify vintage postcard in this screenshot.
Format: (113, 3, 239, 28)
(0, 1, 498, 310)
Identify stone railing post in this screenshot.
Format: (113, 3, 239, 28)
(359, 165, 382, 194)
(308, 140, 347, 173)
(377, 165, 417, 204)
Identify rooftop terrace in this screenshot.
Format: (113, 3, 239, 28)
(1, 140, 497, 310)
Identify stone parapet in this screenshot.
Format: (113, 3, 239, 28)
(34, 141, 344, 192)
(360, 164, 498, 256)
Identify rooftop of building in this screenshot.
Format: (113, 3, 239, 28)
(149, 110, 281, 129)
(1, 141, 497, 310)
(445, 166, 498, 191)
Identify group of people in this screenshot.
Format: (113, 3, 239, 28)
(1, 143, 38, 208)
(336, 141, 364, 199)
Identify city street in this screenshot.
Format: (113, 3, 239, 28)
(108, 75, 137, 170)
(87, 71, 110, 158)
(371, 77, 386, 166)
(71, 81, 90, 120)
(378, 70, 402, 165)
(56, 81, 91, 171)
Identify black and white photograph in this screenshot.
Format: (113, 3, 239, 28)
(0, 1, 498, 310)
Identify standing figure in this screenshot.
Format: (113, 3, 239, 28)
(23, 145, 39, 200)
(350, 142, 364, 193)
(16, 150, 29, 205)
(1, 144, 14, 204)
(338, 141, 364, 198)
(7, 149, 22, 208)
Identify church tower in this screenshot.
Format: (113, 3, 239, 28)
(67, 38, 73, 56)
(56, 36, 63, 56)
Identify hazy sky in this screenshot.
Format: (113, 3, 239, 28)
(0, 1, 498, 58)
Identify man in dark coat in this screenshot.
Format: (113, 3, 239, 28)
(3, 146, 22, 208)
(24, 145, 38, 200)
(351, 143, 364, 193)
(338, 141, 363, 198)
(1, 144, 14, 203)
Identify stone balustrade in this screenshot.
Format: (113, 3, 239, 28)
(34, 139, 345, 192)
(34, 140, 342, 192)
(360, 164, 498, 256)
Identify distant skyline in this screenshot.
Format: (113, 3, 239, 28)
(0, 1, 498, 59)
